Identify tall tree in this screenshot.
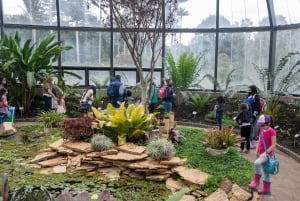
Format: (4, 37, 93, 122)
(101, 0, 177, 110)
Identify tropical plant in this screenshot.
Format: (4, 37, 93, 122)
(92, 103, 157, 145)
(100, 1, 177, 110)
(37, 111, 66, 128)
(90, 77, 110, 108)
(0, 32, 73, 113)
(252, 52, 300, 119)
(166, 52, 204, 92)
(91, 134, 115, 152)
(168, 128, 185, 146)
(146, 139, 176, 161)
(60, 117, 94, 141)
(203, 127, 242, 150)
(186, 92, 212, 112)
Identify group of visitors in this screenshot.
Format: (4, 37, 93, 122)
(213, 84, 277, 195)
(42, 76, 66, 114)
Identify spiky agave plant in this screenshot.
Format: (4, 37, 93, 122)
(10, 186, 54, 201)
(147, 139, 176, 161)
(91, 134, 115, 152)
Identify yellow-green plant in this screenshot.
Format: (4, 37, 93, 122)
(203, 127, 242, 149)
(92, 102, 157, 145)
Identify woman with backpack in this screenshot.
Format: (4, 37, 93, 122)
(162, 79, 175, 115)
(246, 85, 262, 149)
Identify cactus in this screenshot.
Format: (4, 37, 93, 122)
(147, 139, 176, 161)
(91, 134, 115, 152)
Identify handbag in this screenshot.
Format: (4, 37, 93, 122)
(262, 132, 279, 175)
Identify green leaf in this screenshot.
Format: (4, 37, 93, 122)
(166, 188, 188, 201)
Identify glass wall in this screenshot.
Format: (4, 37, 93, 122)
(1, 0, 300, 93)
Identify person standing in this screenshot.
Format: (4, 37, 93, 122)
(107, 75, 124, 108)
(42, 76, 58, 112)
(162, 79, 175, 115)
(80, 85, 96, 113)
(235, 103, 255, 153)
(214, 95, 225, 130)
(245, 85, 261, 148)
(147, 81, 158, 113)
(249, 114, 276, 195)
(56, 93, 66, 114)
(0, 88, 10, 123)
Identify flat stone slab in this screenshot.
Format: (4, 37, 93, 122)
(166, 178, 188, 193)
(128, 158, 170, 170)
(231, 184, 251, 201)
(38, 157, 67, 167)
(146, 174, 170, 181)
(0, 122, 17, 136)
(57, 146, 75, 155)
(48, 139, 64, 150)
(63, 142, 93, 153)
(53, 165, 67, 173)
(30, 152, 58, 163)
(98, 167, 121, 181)
(204, 188, 228, 201)
(180, 195, 196, 201)
(173, 166, 210, 185)
(76, 164, 98, 172)
(101, 151, 147, 162)
(160, 157, 186, 166)
(85, 149, 118, 158)
(117, 143, 146, 155)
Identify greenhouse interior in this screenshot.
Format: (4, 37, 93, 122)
(0, 0, 300, 201)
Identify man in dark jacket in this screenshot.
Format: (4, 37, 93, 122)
(107, 75, 124, 108)
(247, 85, 261, 148)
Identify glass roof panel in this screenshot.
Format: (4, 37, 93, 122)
(177, 0, 216, 28)
(219, 0, 269, 27)
(273, 0, 300, 25)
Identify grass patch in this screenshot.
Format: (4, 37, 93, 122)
(176, 127, 252, 194)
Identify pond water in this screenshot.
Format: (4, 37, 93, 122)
(0, 126, 170, 200)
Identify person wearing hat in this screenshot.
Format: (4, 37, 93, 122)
(249, 114, 277, 195)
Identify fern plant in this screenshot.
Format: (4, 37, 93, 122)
(252, 52, 300, 119)
(186, 92, 212, 112)
(165, 52, 204, 91)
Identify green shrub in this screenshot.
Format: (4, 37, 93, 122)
(91, 135, 115, 152)
(147, 139, 175, 161)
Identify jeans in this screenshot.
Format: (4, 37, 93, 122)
(43, 96, 52, 111)
(163, 101, 172, 114)
(254, 155, 270, 182)
(216, 114, 223, 130)
(251, 118, 259, 140)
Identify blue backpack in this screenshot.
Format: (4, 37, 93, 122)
(107, 81, 123, 98)
(244, 97, 255, 111)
